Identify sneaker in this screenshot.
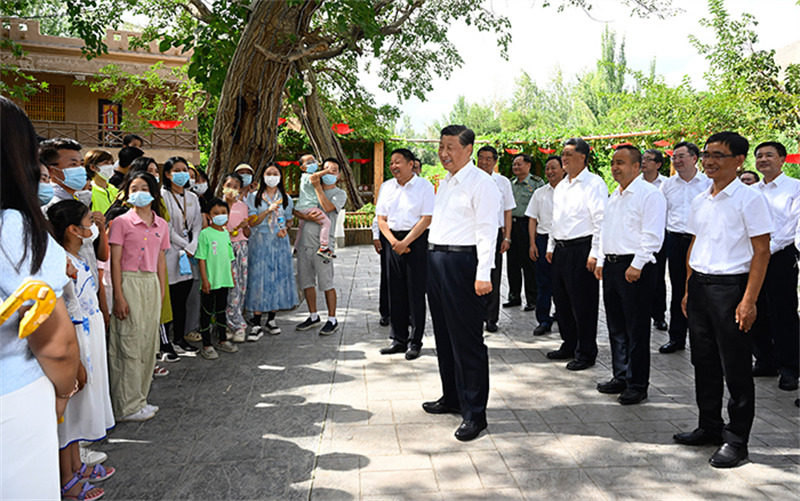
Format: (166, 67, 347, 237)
(246, 327, 264, 342)
(232, 329, 246, 343)
(217, 340, 239, 353)
(296, 317, 321, 331)
(79, 447, 107, 466)
(174, 340, 198, 353)
(153, 365, 169, 377)
(143, 403, 159, 413)
(184, 331, 202, 342)
(119, 406, 156, 422)
(159, 352, 180, 363)
(316, 247, 336, 259)
(200, 346, 219, 360)
(266, 319, 281, 335)
(319, 320, 339, 336)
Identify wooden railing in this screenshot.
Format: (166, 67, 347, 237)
(344, 211, 374, 229)
(31, 121, 198, 150)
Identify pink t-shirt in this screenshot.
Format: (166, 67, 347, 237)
(108, 209, 171, 272)
(227, 200, 249, 243)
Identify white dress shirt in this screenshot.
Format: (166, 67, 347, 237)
(642, 173, 667, 190)
(600, 177, 666, 270)
(375, 174, 435, 231)
(525, 183, 557, 235)
(661, 170, 711, 233)
(755, 172, 800, 254)
(429, 162, 501, 282)
(688, 178, 773, 275)
(491, 172, 516, 228)
(547, 168, 607, 258)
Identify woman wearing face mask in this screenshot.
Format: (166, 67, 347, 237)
(221, 173, 251, 342)
(234, 163, 255, 198)
(84, 149, 119, 215)
(244, 163, 298, 339)
(160, 156, 203, 353)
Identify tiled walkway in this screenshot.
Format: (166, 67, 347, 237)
(104, 246, 798, 500)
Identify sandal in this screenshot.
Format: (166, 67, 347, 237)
(153, 365, 169, 377)
(62, 472, 104, 501)
(79, 462, 115, 482)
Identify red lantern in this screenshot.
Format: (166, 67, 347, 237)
(277, 117, 287, 126)
(538, 147, 556, 154)
(785, 153, 800, 164)
(653, 139, 672, 147)
(276, 161, 293, 167)
(611, 142, 633, 150)
(504, 148, 520, 155)
(148, 120, 182, 129)
(665, 149, 674, 157)
(331, 123, 353, 134)
(349, 158, 370, 164)
(291, 161, 300, 166)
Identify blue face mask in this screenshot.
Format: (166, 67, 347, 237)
(38, 182, 55, 206)
(171, 171, 190, 187)
(322, 174, 338, 185)
(305, 163, 318, 174)
(60, 166, 87, 191)
(212, 214, 229, 226)
(128, 191, 154, 207)
(240, 173, 252, 187)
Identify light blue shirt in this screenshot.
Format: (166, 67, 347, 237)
(246, 191, 294, 236)
(1, 210, 69, 395)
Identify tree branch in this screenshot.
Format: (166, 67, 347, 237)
(379, 0, 424, 35)
(186, 0, 214, 23)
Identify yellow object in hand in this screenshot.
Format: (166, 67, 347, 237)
(0, 279, 57, 339)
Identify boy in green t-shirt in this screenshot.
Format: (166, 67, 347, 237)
(196, 198, 238, 360)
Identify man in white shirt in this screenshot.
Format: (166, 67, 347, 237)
(476, 145, 515, 332)
(641, 149, 669, 332)
(526, 155, 564, 335)
(376, 148, 435, 360)
(545, 138, 607, 371)
(750, 141, 800, 391)
(422, 125, 500, 442)
(594, 145, 666, 405)
(673, 132, 772, 469)
(659, 142, 711, 354)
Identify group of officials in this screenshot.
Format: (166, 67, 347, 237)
(372, 125, 799, 469)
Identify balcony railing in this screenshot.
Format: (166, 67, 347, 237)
(31, 121, 198, 150)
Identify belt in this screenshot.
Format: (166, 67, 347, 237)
(428, 244, 476, 253)
(553, 235, 592, 248)
(691, 271, 748, 284)
(667, 231, 693, 240)
(604, 254, 634, 263)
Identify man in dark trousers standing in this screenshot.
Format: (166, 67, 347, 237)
(673, 131, 772, 469)
(640, 149, 669, 331)
(423, 125, 500, 442)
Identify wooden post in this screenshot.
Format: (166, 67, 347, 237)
(373, 140, 384, 202)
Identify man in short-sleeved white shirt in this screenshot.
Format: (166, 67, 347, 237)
(673, 132, 772, 469)
(476, 145, 515, 332)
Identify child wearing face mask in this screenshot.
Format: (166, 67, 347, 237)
(221, 174, 250, 342)
(294, 154, 336, 259)
(196, 199, 238, 359)
(84, 149, 119, 215)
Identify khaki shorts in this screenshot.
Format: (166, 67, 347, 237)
(296, 246, 335, 292)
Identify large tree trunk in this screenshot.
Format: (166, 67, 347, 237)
(206, 0, 319, 188)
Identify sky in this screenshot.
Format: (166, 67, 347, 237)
(358, 0, 800, 135)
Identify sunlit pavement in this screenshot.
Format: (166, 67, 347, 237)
(102, 245, 799, 500)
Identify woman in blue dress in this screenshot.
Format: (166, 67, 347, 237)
(245, 162, 298, 339)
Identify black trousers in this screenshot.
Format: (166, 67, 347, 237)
(378, 233, 390, 319)
(534, 233, 554, 327)
(666, 231, 693, 346)
(168, 279, 194, 344)
(603, 257, 656, 392)
(388, 230, 428, 348)
(551, 239, 598, 362)
(651, 237, 667, 323)
(200, 287, 229, 347)
(427, 248, 488, 422)
(507, 217, 536, 305)
(486, 228, 504, 324)
(751, 245, 800, 378)
(687, 272, 753, 447)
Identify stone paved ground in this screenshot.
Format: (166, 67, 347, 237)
(102, 245, 799, 500)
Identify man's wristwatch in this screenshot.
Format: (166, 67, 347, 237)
(503, 238, 511, 243)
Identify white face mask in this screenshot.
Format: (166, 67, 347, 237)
(82, 224, 99, 245)
(74, 190, 92, 207)
(191, 182, 208, 195)
(264, 175, 280, 187)
(96, 163, 115, 180)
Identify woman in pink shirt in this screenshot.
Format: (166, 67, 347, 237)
(107, 172, 170, 423)
(222, 173, 251, 342)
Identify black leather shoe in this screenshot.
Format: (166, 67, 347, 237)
(546, 349, 572, 360)
(405, 346, 421, 360)
(778, 373, 799, 391)
(709, 443, 748, 468)
(523, 304, 536, 312)
(485, 322, 498, 333)
(618, 388, 647, 405)
(752, 365, 778, 377)
(566, 359, 595, 371)
(659, 341, 685, 354)
(654, 319, 668, 331)
(454, 419, 487, 441)
(379, 342, 406, 355)
(533, 324, 551, 336)
(673, 428, 723, 446)
(597, 378, 626, 394)
(422, 398, 460, 415)
(502, 299, 521, 308)
(379, 316, 390, 326)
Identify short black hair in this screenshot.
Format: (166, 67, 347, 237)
(563, 137, 591, 165)
(615, 144, 642, 166)
(739, 170, 760, 182)
(674, 141, 700, 158)
(390, 148, 415, 162)
(754, 141, 787, 158)
(123, 133, 144, 146)
(706, 131, 749, 157)
(46, 199, 89, 246)
(477, 145, 498, 160)
(222, 172, 244, 188)
(206, 197, 229, 213)
(513, 153, 533, 166)
(118, 146, 144, 168)
(39, 137, 82, 166)
(322, 157, 342, 170)
(440, 125, 475, 146)
(545, 155, 562, 167)
(643, 149, 664, 165)
(161, 156, 190, 190)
